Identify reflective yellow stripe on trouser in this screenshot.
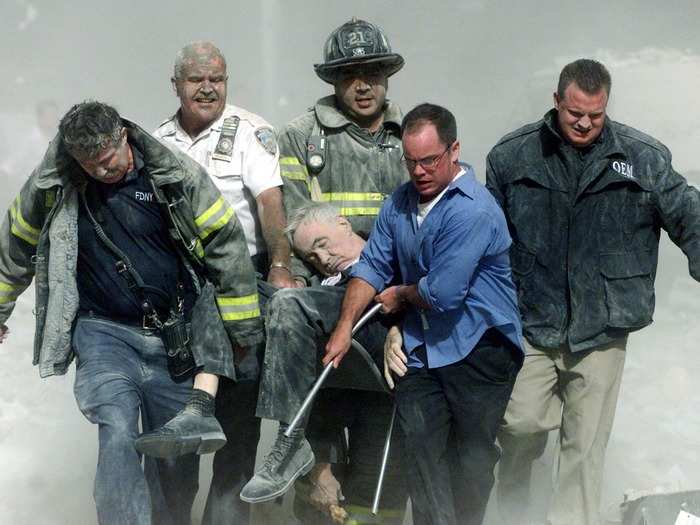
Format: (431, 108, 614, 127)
(10, 195, 40, 246)
(216, 293, 261, 321)
(321, 192, 384, 216)
(279, 156, 309, 182)
(195, 196, 235, 241)
(0, 282, 23, 305)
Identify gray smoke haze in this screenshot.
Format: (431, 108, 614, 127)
(0, 1, 698, 523)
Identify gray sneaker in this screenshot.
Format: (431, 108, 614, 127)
(240, 429, 315, 503)
(134, 409, 226, 458)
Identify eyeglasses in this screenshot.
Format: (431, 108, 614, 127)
(402, 143, 453, 171)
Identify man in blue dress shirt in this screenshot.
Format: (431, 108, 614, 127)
(325, 103, 524, 525)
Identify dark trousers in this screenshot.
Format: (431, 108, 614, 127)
(395, 329, 521, 525)
(201, 377, 261, 525)
(255, 284, 406, 522)
(255, 285, 387, 424)
(295, 390, 407, 524)
(72, 317, 198, 525)
(201, 279, 273, 525)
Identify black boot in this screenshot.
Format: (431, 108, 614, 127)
(134, 389, 226, 458)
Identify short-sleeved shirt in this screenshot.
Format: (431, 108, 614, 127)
(154, 104, 282, 256)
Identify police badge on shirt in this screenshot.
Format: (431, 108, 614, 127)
(212, 116, 240, 162)
(255, 127, 277, 155)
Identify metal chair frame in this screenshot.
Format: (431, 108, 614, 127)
(284, 303, 397, 515)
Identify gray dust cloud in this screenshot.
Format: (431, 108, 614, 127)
(0, 1, 698, 523)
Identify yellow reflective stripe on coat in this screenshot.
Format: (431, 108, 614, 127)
(320, 192, 384, 216)
(10, 196, 40, 246)
(279, 156, 308, 182)
(0, 282, 23, 305)
(195, 196, 235, 241)
(216, 293, 261, 320)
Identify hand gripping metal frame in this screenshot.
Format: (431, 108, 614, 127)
(284, 303, 397, 515)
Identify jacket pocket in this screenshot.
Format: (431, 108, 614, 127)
(600, 250, 654, 328)
(509, 245, 541, 321)
(510, 245, 536, 276)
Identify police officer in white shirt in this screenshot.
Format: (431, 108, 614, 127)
(154, 41, 295, 288)
(153, 41, 295, 525)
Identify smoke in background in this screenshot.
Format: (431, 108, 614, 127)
(0, 1, 698, 523)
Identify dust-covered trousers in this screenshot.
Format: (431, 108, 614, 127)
(256, 285, 391, 423)
(201, 276, 274, 525)
(294, 389, 407, 524)
(496, 337, 627, 525)
(72, 316, 197, 525)
(256, 285, 407, 517)
(395, 329, 522, 525)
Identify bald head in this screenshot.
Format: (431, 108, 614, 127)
(173, 41, 227, 81)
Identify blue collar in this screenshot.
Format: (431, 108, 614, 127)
(448, 163, 476, 199)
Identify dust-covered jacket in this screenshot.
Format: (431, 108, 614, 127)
(0, 120, 263, 378)
(486, 109, 700, 352)
(277, 95, 408, 281)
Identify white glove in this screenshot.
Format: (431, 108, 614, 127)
(383, 325, 407, 389)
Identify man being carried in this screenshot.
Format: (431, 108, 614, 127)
(240, 201, 406, 524)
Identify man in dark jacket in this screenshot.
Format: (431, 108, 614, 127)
(0, 101, 262, 525)
(486, 59, 700, 525)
